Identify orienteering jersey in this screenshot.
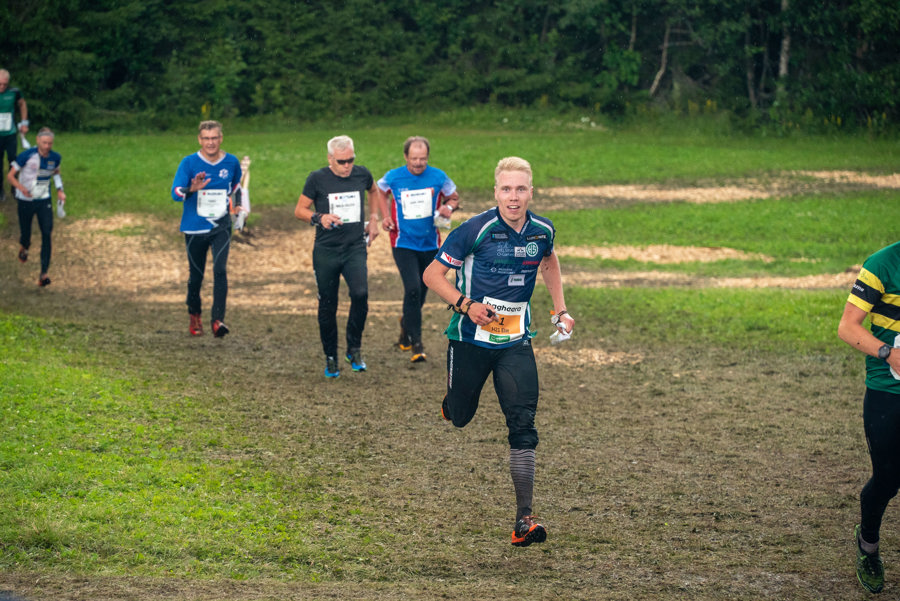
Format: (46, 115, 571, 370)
(847, 241, 900, 394)
(11, 147, 61, 201)
(377, 165, 457, 251)
(435, 207, 555, 348)
(0, 87, 23, 136)
(171, 151, 242, 234)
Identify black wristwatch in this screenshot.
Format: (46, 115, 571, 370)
(878, 343, 893, 361)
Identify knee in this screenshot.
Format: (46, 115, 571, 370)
(451, 411, 475, 429)
(508, 429, 538, 450)
(348, 289, 368, 304)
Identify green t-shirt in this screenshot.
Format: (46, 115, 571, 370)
(0, 87, 23, 136)
(847, 241, 900, 393)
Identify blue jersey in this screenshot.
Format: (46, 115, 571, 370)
(377, 165, 457, 251)
(171, 152, 242, 233)
(435, 207, 555, 348)
(11, 147, 61, 201)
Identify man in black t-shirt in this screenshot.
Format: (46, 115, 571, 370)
(294, 135, 383, 378)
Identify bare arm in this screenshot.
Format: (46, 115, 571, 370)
(838, 302, 900, 371)
(17, 97, 28, 133)
(423, 260, 499, 327)
(294, 194, 342, 229)
(6, 164, 30, 198)
(539, 251, 574, 333)
(366, 183, 382, 245)
(437, 190, 460, 218)
(380, 189, 396, 231)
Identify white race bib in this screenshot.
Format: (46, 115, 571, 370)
(197, 189, 228, 218)
(328, 191, 361, 223)
(0, 113, 12, 131)
(475, 297, 528, 345)
(890, 333, 900, 380)
(399, 188, 432, 220)
(31, 179, 50, 199)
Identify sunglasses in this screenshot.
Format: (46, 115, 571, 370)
(335, 157, 355, 165)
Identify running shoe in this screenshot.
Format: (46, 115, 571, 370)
(345, 349, 367, 372)
(511, 515, 547, 547)
(397, 317, 412, 351)
(855, 524, 885, 593)
(189, 313, 203, 336)
(410, 342, 427, 363)
(325, 356, 341, 379)
(37, 275, 51, 287)
(441, 396, 451, 422)
(18, 246, 28, 263)
(212, 320, 230, 338)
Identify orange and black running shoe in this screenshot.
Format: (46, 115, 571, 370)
(511, 515, 547, 547)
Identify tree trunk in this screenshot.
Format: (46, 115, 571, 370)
(649, 22, 671, 97)
(745, 26, 758, 108)
(776, 0, 790, 102)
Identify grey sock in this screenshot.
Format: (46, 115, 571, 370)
(509, 448, 535, 520)
(859, 531, 879, 555)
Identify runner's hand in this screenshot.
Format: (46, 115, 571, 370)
(468, 303, 500, 326)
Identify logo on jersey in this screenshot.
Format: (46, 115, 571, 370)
(492, 232, 509, 240)
(219, 169, 229, 179)
(515, 247, 526, 257)
(441, 251, 462, 267)
(526, 234, 547, 241)
(525, 242, 539, 257)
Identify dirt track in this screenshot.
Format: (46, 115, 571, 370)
(2, 169, 885, 303)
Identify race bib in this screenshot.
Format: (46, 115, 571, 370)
(475, 297, 528, 345)
(197, 189, 228, 218)
(399, 188, 432, 220)
(31, 179, 50, 199)
(328, 191, 362, 224)
(890, 333, 900, 380)
(0, 113, 11, 131)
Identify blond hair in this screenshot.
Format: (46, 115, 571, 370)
(494, 156, 532, 186)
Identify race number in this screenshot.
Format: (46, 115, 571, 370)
(30, 179, 50, 199)
(475, 297, 528, 344)
(0, 113, 11, 131)
(399, 188, 432, 220)
(328, 191, 362, 223)
(197, 189, 228, 218)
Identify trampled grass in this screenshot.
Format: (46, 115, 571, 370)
(548, 189, 900, 277)
(1, 120, 898, 600)
(51, 117, 900, 220)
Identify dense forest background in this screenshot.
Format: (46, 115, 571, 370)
(1, 0, 898, 132)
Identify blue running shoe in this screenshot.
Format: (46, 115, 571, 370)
(324, 356, 341, 379)
(345, 349, 367, 372)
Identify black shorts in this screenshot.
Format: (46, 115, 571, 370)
(444, 338, 539, 450)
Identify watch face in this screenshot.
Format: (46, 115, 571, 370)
(879, 344, 892, 360)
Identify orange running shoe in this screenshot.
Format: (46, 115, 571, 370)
(511, 515, 547, 547)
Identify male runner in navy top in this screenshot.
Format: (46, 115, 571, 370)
(171, 120, 242, 338)
(423, 156, 575, 547)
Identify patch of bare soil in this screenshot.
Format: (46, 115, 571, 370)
(0, 170, 891, 601)
(557, 244, 773, 264)
(6, 168, 884, 313)
(536, 169, 900, 210)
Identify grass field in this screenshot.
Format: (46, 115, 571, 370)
(1, 119, 899, 600)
